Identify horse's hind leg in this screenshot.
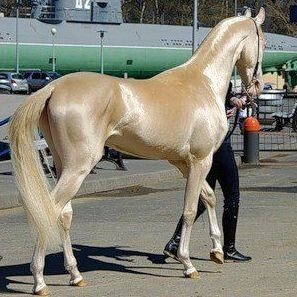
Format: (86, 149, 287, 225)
(60, 201, 86, 287)
(30, 239, 49, 296)
(200, 181, 224, 264)
(29, 109, 63, 296)
(50, 144, 104, 286)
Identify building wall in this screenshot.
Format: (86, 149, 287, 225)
(263, 72, 285, 89)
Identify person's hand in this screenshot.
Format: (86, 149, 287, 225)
(230, 96, 246, 109)
(226, 107, 236, 118)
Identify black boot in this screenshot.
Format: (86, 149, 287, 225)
(223, 204, 251, 262)
(163, 217, 182, 261)
(163, 200, 206, 261)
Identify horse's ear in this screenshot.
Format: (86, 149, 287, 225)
(255, 7, 265, 25)
(244, 8, 252, 18)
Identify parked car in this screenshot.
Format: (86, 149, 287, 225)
(23, 71, 52, 93)
(47, 71, 62, 80)
(0, 72, 28, 94)
(263, 83, 274, 90)
(0, 74, 11, 94)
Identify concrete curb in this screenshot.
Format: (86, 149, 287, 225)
(77, 169, 181, 197)
(0, 154, 242, 211)
(0, 167, 181, 210)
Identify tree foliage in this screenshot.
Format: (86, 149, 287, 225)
(0, 0, 296, 36)
(122, 0, 297, 36)
(0, 0, 32, 17)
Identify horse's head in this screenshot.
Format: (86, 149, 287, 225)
(236, 8, 266, 98)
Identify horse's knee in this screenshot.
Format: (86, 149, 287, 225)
(203, 194, 216, 208)
(183, 210, 196, 225)
(201, 186, 216, 208)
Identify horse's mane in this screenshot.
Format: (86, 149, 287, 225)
(195, 16, 251, 58)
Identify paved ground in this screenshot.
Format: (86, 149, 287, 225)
(0, 152, 297, 296)
(0, 159, 181, 209)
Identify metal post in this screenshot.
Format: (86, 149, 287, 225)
(51, 28, 57, 72)
(15, 0, 20, 73)
(243, 117, 260, 165)
(192, 0, 198, 55)
(98, 30, 105, 74)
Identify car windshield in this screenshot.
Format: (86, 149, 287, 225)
(24, 73, 31, 78)
(12, 73, 24, 79)
(47, 72, 61, 79)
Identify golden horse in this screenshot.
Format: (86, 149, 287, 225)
(9, 8, 265, 296)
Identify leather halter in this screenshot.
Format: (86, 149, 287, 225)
(226, 19, 261, 139)
(244, 19, 261, 91)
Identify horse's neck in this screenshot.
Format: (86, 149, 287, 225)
(186, 18, 251, 101)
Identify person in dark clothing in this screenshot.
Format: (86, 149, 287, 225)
(163, 82, 251, 262)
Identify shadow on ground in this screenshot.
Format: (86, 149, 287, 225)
(241, 186, 297, 193)
(0, 244, 218, 294)
(86, 185, 185, 198)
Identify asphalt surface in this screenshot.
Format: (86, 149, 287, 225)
(0, 159, 182, 210)
(0, 152, 297, 296)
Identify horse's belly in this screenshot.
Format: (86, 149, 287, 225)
(106, 130, 187, 160)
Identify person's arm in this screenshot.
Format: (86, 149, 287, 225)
(229, 95, 247, 109)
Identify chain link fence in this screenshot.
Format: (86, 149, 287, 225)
(231, 91, 297, 151)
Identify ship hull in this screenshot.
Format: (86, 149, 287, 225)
(0, 18, 297, 77)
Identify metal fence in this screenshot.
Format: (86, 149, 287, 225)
(231, 91, 297, 152)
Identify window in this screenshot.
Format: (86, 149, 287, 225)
(32, 73, 41, 79)
(41, 73, 49, 80)
(0, 73, 8, 79)
(12, 74, 24, 79)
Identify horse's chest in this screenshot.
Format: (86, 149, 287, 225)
(189, 114, 228, 157)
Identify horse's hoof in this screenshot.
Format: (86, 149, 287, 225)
(210, 251, 224, 264)
(71, 279, 87, 287)
(184, 267, 200, 279)
(185, 270, 200, 279)
(34, 286, 50, 296)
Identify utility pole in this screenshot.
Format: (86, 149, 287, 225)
(51, 28, 57, 72)
(15, 0, 20, 73)
(98, 30, 106, 74)
(192, 0, 198, 55)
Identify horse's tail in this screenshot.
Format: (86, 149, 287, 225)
(9, 84, 60, 247)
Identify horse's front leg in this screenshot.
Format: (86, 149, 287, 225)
(178, 155, 212, 279)
(200, 181, 224, 264)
